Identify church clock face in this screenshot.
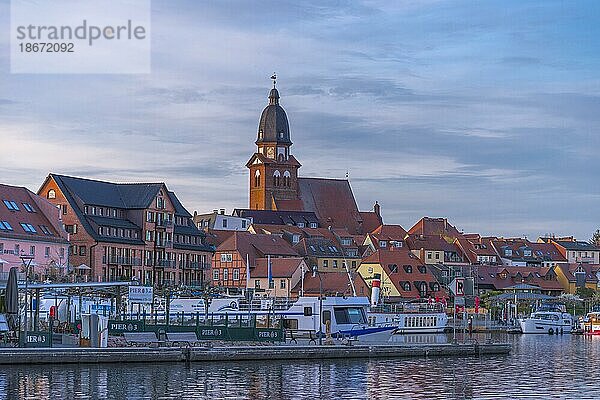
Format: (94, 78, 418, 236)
(266, 147, 275, 158)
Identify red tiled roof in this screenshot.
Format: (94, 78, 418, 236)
(296, 178, 365, 235)
(359, 211, 382, 233)
(252, 257, 305, 278)
(217, 232, 298, 266)
(0, 184, 69, 244)
(406, 234, 457, 252)
(557, 263, 600, 282)
(362, 248, 445, 298)
(371, 224, 408, 240)
(292, 272, 365, 296)
(408, 217, 462, 238)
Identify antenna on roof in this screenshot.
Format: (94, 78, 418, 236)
(270, 73, 277, 88)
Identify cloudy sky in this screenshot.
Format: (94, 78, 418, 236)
(0, 0, 599, 239)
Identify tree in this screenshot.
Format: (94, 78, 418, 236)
(576, 286, 596, 299)
(591, 229, 600, 247)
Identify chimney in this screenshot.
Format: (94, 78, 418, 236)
(220, 209, 225, 215)
(373, 201, 381, 219)
(213, 209, 218, 214)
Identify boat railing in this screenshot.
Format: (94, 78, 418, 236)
(371, 302, 446, 314)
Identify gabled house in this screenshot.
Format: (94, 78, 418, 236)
(554, 263, 600, 294)
(406, 234, 466, 265)
(357, 248, 445, 301)
(250, 257, 307, 298)
(212, 232, 298, 290)
(363, 224, 408, 256)
(455, 235, 499, 265)
(551, 240, 600, 265)
(38, 174, 213, 286)
(0, 183, 70, 281)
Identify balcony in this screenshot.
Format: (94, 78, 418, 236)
(179, 261, 211, 270)
(155, 220, 173, 228)
(155, 240, 173, 248)
(156, 259, 177, 268)
(103, 256, 142, 266)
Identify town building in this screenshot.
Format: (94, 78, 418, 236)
(554, 263, 600, 294)
(0, 184, 70, 281)
(37, 174, 213, 286)
(357, 248, 445, 301)
(551, 239, 600, 264)
(212, 231, 298, 290)
(250, 257, 307, 298)
(193, 209, 251, 232)
(245, 83, 382, 235)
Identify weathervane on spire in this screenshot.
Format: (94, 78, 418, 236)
(270, 72, 277, 88)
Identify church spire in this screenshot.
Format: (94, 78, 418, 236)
(268, 73, 280, 105)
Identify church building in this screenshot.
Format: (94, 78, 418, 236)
(245, 80, 382, 235)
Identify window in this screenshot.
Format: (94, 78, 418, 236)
(403, 282, 411, 291)
(303, 306, 312, 316)
(45, 247, 50, 258)
(418, 266, 427, 274)
(22, 203, 35, 212)
(254, 170, 261, 187)
(98, 227, 104, 235)
(292, 234, 300, 244)
(273, 170, 281, 186)
(233, 269, 240, 281)
(310, 223, 318, 229)
(403, 265, 413, 273)
(147, 212, 154, 222)
(280, 279, 286, 289)
(220, 253, 233, 262)
(21, 223, 37, 233)
(47, 190, 56, 199)
(255, 279, 260, 289)
(380, 241, 387, 248)
(79, 246, 86, 256)
(14, 244, 19, 255)
(222, 218, 228, 228)
(61, 205, 67, 215)
(323, 260, 328, 268)
(223, 269, 229, 281)
(389, 264, 398, 273)
(352, 261, 357, 268)
(29, 246, 35, 256)
(241, 220, 247, 229)
(3, 200, 19, 211)
(341, 238, 352, 246)
(0, 221, 13, 231)
(297, 222, 305, 228)
(269, 281, 274, 289)
(213, 270, 219, 281)
(39, 225, 52, 235)
(333, 260, 338, 268)
(283, 171, 291, 187)
(156, 197, 165, 209)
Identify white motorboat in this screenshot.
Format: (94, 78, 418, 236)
(518, 303, 574, 334)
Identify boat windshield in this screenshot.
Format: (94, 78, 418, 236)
(334, 307, 366, 325)
(533, 313, 559, 321)
(536, 303, 566, 313)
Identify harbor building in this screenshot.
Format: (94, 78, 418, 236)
(0, 183, 70, 281)
(37, 174, 213, 286)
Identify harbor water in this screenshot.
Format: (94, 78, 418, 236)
(1, 333, 599, 399)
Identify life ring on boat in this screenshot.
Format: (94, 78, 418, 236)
(548, 328, 554, 335)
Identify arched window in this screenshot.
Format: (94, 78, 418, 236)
(283, 171, 291, 187)
(47, 189, 56, 199)
(254, 170, 261, 187)
(273, 170, 281, 186)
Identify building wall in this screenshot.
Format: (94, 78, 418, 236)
(357, 262, 400, 297)
(212, 250, 246, 288)
(0, 237, 69, 278)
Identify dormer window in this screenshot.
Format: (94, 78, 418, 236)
(310, 223, 318, 229)
(278, 131, 284, 139)
(297, 222, 305, 228)
(504, 249, 513, 257)
(418, 266, 427, 274)
(47, 189, 56, 199)
(380, 241, 387, 248)
(402, 282, 411, 291)
(292, 234, 300, 244)
(403, 265, 413, 273)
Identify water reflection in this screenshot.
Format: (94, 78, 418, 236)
(1, 334, 600, 399)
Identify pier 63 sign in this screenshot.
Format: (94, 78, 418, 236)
(129, 286, 153, 304)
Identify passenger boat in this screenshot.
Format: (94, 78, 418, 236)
(365, 275, 448, 334)
(582, 307, 600, 335)
(518, 303, 574, 334)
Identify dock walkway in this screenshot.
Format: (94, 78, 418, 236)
(0, 342, 510, 365)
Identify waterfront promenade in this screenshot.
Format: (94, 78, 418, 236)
(0, 342, 510, 365)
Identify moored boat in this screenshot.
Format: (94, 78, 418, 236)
(518, 303, 574, 334)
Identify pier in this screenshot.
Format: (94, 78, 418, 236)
(0, 342, 510, 365)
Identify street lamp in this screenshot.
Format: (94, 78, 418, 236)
(20, 250, 34, 346)
(312, 265, 323, 345)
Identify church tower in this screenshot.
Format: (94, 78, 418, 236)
(246, 78, 301, 210)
